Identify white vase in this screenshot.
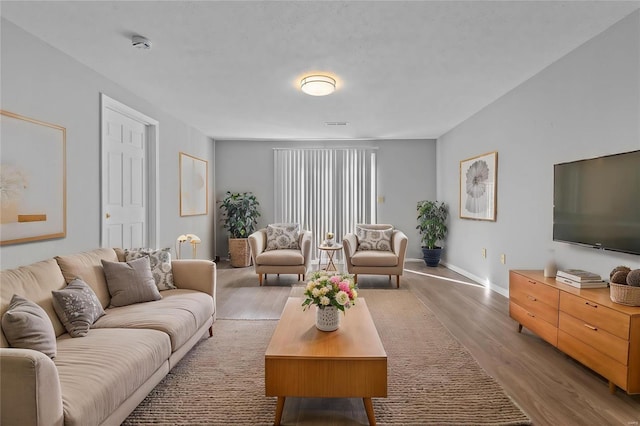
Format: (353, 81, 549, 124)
(544, 259, 557, 278)
(315, 305, 341, 331)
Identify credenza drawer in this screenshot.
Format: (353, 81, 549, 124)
(510, 301, 558, 346)
(559, 311, 628, 365)
(558, 330, 628, 390)
(560, 292, 630, 340)
(510, 272, 559, 308)
(511, 286, 558, 326)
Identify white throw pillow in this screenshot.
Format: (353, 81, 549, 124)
(266, 223, 300, 250)
(356, 226, 393, 251)
(125, 248, 176, 290)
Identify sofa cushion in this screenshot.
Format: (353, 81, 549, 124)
(2, 295, 57, 358)
(356, 226, 393, 251)
(55, 328, 170, 426)
(51, 279, 106, 338)
(102, 257, 162, 307)
(0, 259, 68, 344)
(93, 289, 213, 352)
(125, 248, 176, 290)
(55, 248, 119, 309)
(256, 249, 304, 266)
(266, 223, 300, 250)
(350, 250, 398, 267)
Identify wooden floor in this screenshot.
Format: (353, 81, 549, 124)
(215, 260, 640, 426)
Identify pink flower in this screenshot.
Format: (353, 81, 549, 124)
(339, 282, 350, 293)
(329, 275, 341, 284)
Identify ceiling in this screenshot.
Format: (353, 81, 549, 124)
(2, 1, 639, 140)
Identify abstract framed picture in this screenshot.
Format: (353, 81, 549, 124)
(459, 151, 498, 221)
(0, 110, 67, 245)
(179, 152, 208, 216)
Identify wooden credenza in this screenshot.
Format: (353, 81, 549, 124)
(509, 270, 640, 394)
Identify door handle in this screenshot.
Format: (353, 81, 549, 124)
(105, 213, 111, 219)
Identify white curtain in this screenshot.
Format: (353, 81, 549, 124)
(274, 148, 377, 260)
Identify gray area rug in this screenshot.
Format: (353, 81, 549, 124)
(123, 290, 530, 425)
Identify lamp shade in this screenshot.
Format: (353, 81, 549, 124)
(300, 75, 336, 96)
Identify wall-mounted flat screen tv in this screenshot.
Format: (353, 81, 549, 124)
(553, 150, 640, 255)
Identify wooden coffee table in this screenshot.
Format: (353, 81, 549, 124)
(265, 297, 387, 425)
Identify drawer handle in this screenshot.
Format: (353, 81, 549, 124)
(527, 312, 535, 317)
(584, 324, 598, 331)
(585, 302, 598, 308)
(527, 295, 537, 301)
(528, 280, 536, 285)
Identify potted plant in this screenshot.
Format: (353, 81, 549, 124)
(416, 200, 448, 267)
(219, 191, 260, 267)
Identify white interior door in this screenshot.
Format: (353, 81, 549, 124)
(101, 94, 159, 249)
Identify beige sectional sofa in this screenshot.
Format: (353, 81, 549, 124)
(0, 248, 216, 426)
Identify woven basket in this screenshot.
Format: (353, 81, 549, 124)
(228, 238, 252, 268)
(609, 283, 640, 306)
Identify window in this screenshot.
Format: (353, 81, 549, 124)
(274, 148, 377, 260)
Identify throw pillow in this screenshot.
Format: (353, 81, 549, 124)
(356, 226, 393, 251)
(266, 223, 300, 251)
(125, 248, 176, 290)
(101, 257, 162, 307)
(2, 295, 57, 358)
(51, 279, 106, 338)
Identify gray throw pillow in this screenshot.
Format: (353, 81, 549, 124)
(266, 223, 300, 250)
(356, 226, 393, 251)
(2, 295, 57, 358)
(102, 256, 162, 307)
(125, 248, 176, 290)
(51, 278, 105, 338)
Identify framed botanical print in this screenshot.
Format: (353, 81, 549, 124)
(459, 151, 497, 221)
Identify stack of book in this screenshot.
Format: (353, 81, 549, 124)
(556, 269, 607, 288)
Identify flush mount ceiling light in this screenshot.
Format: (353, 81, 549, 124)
(300, 74, 336, 96)
(132, 35, 152, 50)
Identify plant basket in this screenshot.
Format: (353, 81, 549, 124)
(229, 238, 251, 268)
(610, 283, 640, 307)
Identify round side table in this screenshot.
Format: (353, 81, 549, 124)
(317, 245, 342, 272)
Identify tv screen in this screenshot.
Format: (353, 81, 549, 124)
(553, 150, 640, 255)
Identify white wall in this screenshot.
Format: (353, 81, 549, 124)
(0, 19, 216, 269)
(437, 11, 640, 295)
(215, 139, 436, 259)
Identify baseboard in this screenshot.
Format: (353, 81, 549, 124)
(439, 262, 509, 298)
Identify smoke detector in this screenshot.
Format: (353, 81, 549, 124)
(132, 35, 152, 50)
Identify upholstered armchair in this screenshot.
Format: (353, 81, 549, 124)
(248, 224, 312, 286)
(342, 224, 408, 288)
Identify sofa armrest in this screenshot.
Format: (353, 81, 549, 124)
(342, 233, 358, 268)
(171, 260, 216, 298)
(248, 229, 266, 265)
(0, 348, 64, 426)
(392, 231, 408, 265)
(300, 230, 313, 271)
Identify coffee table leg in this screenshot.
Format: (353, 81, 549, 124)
(363, 397, 376, 426)
(274, 396, 285, 425)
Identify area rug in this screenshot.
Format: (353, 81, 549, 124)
(123, 290, 531, 425)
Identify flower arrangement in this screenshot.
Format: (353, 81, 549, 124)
(302, 270, 358, 313)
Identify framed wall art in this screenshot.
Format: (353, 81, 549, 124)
(179, 152, 208, 216)
(0, 110, 67, 245)
(459, 151, 497, 221)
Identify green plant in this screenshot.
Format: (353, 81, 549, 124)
(416, 200, 448, 249)
(219, 191, 261, 238)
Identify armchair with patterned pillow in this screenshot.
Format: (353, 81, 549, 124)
(342, 224, 408, 288)
(248, 223, 313, 286)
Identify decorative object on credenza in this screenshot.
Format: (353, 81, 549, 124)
(0, 110, 66, 245)
(218, 191, 260, 267)
(302, 270, 357, 331)
(179, 152, 208, 216)
(459, 151, 498, 221)
(543, 250, 557, 278)
(609, 266, 640, 306)
(417, 200, 448, 267)
(176, 233, 201, 259)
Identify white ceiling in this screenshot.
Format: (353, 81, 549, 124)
(2, 1, 639, 140)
